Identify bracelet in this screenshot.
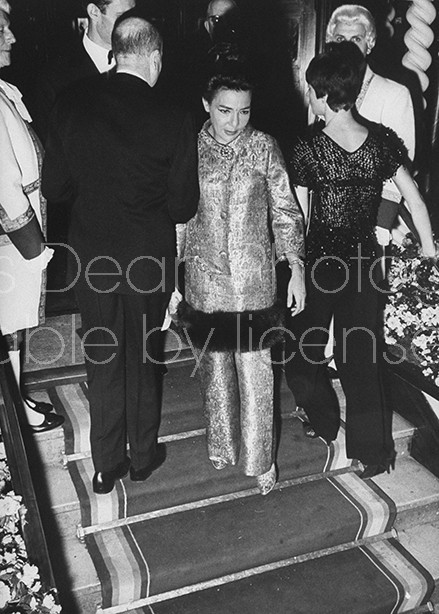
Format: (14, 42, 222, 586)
(288, 258, 305, 269)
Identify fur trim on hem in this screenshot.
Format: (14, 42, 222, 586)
(175, 300, 286, 352)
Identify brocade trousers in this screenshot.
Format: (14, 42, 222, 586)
(195, 347, 274, 476)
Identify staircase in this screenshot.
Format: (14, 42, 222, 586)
(23, 316, 439, 614)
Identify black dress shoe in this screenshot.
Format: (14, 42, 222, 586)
(130, 444, 167, 482)
(24, 397, 54, 415)
(93, 457, 131, 495)
(359, 463, 387, 480)
(29, 412, 65, 433)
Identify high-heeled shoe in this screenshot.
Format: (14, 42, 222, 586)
(28, 412, 64, 433)
(24, 397, 53, 415)
(211, 458, 227, 471)
(302, 420, 319, 439)
(359, 451, 396, 480)
(256, 463, 277, 496)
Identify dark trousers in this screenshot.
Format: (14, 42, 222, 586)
(75, 282, 170, 472)
(284, 262, 394, 465)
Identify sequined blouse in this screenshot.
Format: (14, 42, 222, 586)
(289, 125, 406, 267)
(184, 122, 304, 313)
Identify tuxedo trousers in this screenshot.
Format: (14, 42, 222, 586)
(284, 262, 394, 466)
(75, 281, 170, 472)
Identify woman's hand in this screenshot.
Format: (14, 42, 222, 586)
(287, 263, 306, 316)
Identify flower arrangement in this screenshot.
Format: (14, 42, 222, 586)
(0, 443, 61, 614)
(384, 233, 439, 386)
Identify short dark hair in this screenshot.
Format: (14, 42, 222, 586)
(203, 60, 254, 103)
(306, 41, 366, 112)
(81, 0, 112, 14)
(112, 12, 162, 58)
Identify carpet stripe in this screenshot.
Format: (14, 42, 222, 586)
(51, 383, 90, 455)
(95, 530, 395, 614)
(74, 457, 124, 528)
(330, 473, 394, 538)
(90, 527, 147, 608)
(325, 426, 352, 471)
(364, 539, 434, 613)
(78, 467, 355, 536)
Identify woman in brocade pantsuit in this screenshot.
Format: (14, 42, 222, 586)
(178, 63, 305, 495)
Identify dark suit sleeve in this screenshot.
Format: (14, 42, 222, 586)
(41, 105, 75, 204)
(28, 71, 58, 145)
(166, 112, 199, 223)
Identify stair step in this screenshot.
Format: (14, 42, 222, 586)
(72, 415, 336, 531)
(142, 538, 433, 614)
(372, 456, 439, 529)
(84, 472, 395, 601)
(20, 327, 438, 614)
(46, 524, 100, 614)
(399, 521, 439, 585)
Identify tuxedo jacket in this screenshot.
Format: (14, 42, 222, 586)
(41, 72, 199, 295)
(31, 38, 100, 142)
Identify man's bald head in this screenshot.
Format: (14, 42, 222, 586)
(0, 0, 11, 13)
(112, 14, 163, 86)
(205, 0, 239, 39)
(112, 14, 162, 59)
(207, 0, 238, 16)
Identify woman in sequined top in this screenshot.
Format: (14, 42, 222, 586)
(178, 63, 305, 495)
(284, 42, 436, 479)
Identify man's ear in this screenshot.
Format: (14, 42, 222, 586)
(202, 98, 210, 113)
(87, 3, 100, 22)
(152, 49, 162, 71)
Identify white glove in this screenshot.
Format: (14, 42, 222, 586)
(24, 247, 54, 271)
(161, 288, 183, 331)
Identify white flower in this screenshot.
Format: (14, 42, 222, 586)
(42, 593, 62, 613)
(0, 493, 22, 518)
(0, 580, 11, 608)
(29, 595, 38, 608)
(19, 563, 40, 588)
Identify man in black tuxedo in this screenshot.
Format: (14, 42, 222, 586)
(42, 13, 199, 494)
(32, 0, 135, 314)
(33, 0, 135, 142)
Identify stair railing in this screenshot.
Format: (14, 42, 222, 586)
(0, 337, 56, 592)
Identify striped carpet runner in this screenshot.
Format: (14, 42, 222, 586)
(47, 361, 434, 613)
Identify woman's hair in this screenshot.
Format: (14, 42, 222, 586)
(203, 60, 255, 103)
(306, 41, 366, 112)
(326, 4, 377, 50)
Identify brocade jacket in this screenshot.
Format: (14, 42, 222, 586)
(184, 122, 304, 314)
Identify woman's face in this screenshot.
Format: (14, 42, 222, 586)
(0, 10, 15, 69)
(332, 22, 370, 57)
(203, 88, 251, 145)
